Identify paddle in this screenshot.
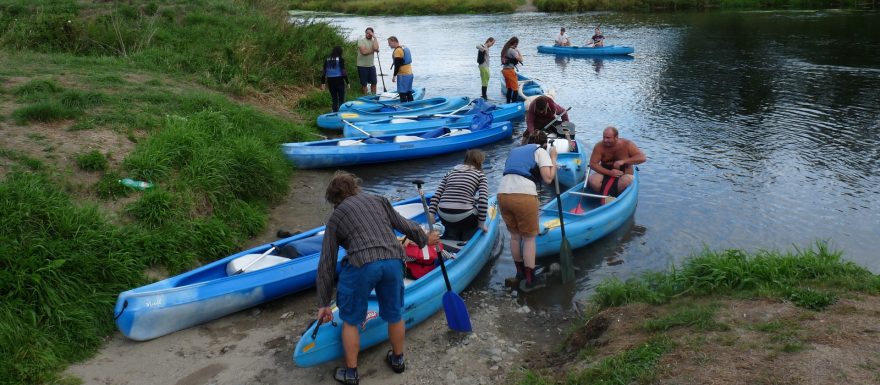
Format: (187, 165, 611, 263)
(233, 245, 276, 275)
(550, 141, 575, 285)
(390, 100, 476, 120)
(375, 51, 387, 93)
(341, 119, 374, 138)
(413, 179, 472, 332)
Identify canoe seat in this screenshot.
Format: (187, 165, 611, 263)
(393, 135, 423, 143)
(226, 254, 289, 276)
(448, 129, 471, 136)
(338, 139, 365, 146)
(363, 137, 386, 144)
(390, 118, 416, 123)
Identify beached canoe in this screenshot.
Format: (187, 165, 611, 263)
(499, 72, 544, 101)
(537, 45, 634, 56)
(343, 88, 427, 111)
(535, 168, 639, 257)
(317, 96, 471, 129)
(293, 196, 501, 367)
(283, 121, 513, 169)
(344, 101, 524, 138)
(113, 201, 429, 341)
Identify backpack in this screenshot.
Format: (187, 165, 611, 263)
(477, 49, 486, 65)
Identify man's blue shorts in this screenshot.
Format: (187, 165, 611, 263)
(396, 74, 414, 94)
(357, 66, 377, 87)
(337, 258, 404, 326)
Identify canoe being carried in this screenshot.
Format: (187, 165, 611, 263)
(113, 201, 428, 341)
(537, 45, 634, 56)
(317, 96, 470, 129)
(342, 88, 427, 111)
(294, 196, 501, 367)
(344, 101, 524, 138)
(283, 121, 513, 169)
(534, 168, 639, 257)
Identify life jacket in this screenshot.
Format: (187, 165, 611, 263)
(394, 47, 412, 66)
(477, 48, 486, 64)
(405, 242, 443, 279)
(325, 57, 343, 78)
(503, 144, 541, 182)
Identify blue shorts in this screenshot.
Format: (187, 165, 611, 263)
(396, 74, 414, 94)
(337, 258, 404, 326)
(357, 66, 377, 86)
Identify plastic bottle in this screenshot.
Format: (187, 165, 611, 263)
(118, 178, 154, 191)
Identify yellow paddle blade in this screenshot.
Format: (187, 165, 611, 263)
(543, 218, 561, 229)
(340, 113, 359, 119)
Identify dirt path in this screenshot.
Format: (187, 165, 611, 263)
(65, 170, 568, 385)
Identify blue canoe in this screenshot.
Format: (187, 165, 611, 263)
(535, 168, 639, 257)
(499, 72, 544, 101)
(317, 96, 471, 129)
(553, 139, 589, 189)
(344, 101, 525, 138)
(537, 45, 634, 56)
(113, 201, 429, 341)
(283, 121, 513, 169)
(343, 88, 427, 111)
(294, 196, 501, 367)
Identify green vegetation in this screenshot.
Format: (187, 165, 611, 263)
(534, 0, 869, 11)
(289, 0, 520, 15)
(642, 304, 730, 332)
(0, 1, 351, 383)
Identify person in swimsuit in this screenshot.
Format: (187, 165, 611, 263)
(587, 126, 646, 197)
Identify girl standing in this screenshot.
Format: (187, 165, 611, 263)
(321, 46, 349, 112)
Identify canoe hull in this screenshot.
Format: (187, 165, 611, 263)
(343, 88, 427, 111)
(499, 73, 544, 101)
(283, 121, 514, 169)
(343, 102, 525, 138)
(556, 140, 589, 189)
(293, 197, 501, 367)
(318, 96, 471, 129)
(537, 45, 635, 56)
(535, 169, 639, 257)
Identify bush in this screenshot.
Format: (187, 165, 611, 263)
(11, 102, 80, 124)
(74, 150, 108, 171)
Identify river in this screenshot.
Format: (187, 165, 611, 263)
(304, 10, 880, 309)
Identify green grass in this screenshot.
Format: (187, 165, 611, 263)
(642, 304, 730, 332)
(592, 244, 879, 311)
(74, 150, 108, 172)
(11, 101, 80, 124)
(0, 147, 45, 171)
(289, 0, 520, 14)
(534, 0, 866, 11)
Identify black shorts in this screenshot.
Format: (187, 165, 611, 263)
(357, 66, 377, 86)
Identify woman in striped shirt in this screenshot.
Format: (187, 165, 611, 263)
(429, 149, 489, 241)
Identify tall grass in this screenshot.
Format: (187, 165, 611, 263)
(592, 243, 880, 310)
(289, 0, 520, 14)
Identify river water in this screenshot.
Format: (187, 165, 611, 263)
(306, 11, 880, 309)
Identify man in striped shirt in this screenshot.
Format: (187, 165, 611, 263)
(316, 171, 438, 385)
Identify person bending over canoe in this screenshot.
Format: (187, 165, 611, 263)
(587, 126, 646, 198)
(316, 171, 440, 385)
(429, 149, 489, 242)
(555, 27, 571, 47)
(387, 36, 415, 103)
(499, 131, 557, 291)
(500, 36, 524, 104)
(523, 95, 569, 145)
(587, 26, 605, 47)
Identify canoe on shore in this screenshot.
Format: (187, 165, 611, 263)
(535, 168, 639, 258)
(344, 101, 524, 138)
(342, 88, 427, 111)
(294, 196, 501, 367)
(113, 200, 430, 341)
(537, 45, 635, 56)
(283, 121, 513, 169)
(317, 96, 471, 129)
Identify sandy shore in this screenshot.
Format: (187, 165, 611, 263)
(66, 170, 568, 385)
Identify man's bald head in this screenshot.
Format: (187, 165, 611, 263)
(602, 126, 619, 147)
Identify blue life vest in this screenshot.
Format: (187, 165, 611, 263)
(503, 144, 541, 182)
(325, 57, 343, 78)
(399, 47, 412, 65)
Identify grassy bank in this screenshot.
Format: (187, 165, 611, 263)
(535, 0, 874, 11)
(520, 244, 880, 384)
(288, 0, 521, 15)
(0, 1, 351, 383)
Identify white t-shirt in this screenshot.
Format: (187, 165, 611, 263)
(555, 33, 569, 46)
(498, 147, 554, 195)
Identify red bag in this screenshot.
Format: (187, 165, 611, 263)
(405, 243, 442, 279)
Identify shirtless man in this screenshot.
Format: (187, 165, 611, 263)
(587, 126, 646, 196)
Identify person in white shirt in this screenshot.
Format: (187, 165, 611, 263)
(555, 27, 571, 47)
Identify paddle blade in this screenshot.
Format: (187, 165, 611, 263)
(559, 238, 575, 284)
(442, 291, 472, 332)
(570, 201, 585, 214)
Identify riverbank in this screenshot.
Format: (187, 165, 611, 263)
(288, 0, 876, 14)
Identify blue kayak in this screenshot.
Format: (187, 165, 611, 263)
(344, 101, 524, 138)
(499, 72, 544, 101)
(317, 96, 471, 129)
(283, 121, 513, 169)
(294, 196, 502, 367)
(535, 168, 639, 257)
(343, 88, 427, 111)
(112, 200, 430, 341)
(537, 45, 634, 56)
